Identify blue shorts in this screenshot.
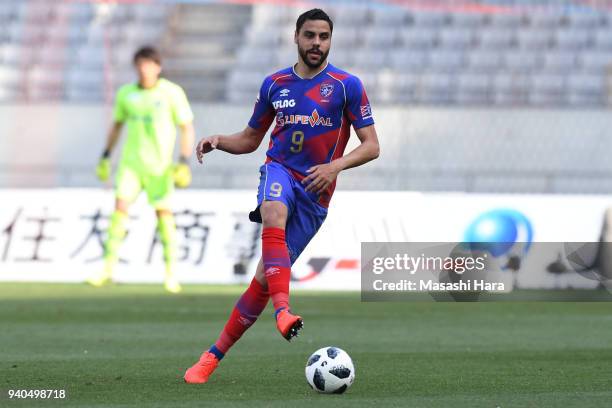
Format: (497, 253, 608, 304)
(249, 162, 328, 264)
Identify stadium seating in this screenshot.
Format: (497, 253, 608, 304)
(0, 1, 172, 102)
(3, 1, 609, 108)
(3, 1, 612, 194)
(225, 3, 612, 108)
(468, 50, 504, 72)
(477, 28, 515, 49)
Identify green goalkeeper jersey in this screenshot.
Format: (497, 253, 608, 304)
(114, 78, 194, 175)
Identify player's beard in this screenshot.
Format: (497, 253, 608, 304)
(298, 46, 329, 69)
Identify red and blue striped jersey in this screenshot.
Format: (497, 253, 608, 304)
(247, 63, 375, 207)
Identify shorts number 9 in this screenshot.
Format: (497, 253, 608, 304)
(269, 182, 283, 198)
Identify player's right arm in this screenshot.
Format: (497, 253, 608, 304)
(96, 122, 123, 182)
(96, 87, 127, 181)
(102, 121, 124, 156)
(196, 77, 274, 164)
(196, 126, 266, 163)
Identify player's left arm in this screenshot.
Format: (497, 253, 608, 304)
(172, 86, 196, 187)
(302, 124, 380, 194)
(178, 121, 195, 160)
(173, 121, 195, 188)
(171, 85, 196, 160)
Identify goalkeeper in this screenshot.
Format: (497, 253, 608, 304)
(87, 46, 195, 293)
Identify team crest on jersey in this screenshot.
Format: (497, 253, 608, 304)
(320, 82, 334, 98)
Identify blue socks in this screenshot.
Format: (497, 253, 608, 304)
(208, 344, 225, 361)
(274, 307, 287, 320)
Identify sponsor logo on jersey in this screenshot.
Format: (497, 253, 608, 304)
(280, 88, 290, 97)
(307, 109, 331, 127)
(273, 99, 296, 109)
(130, 114, 153, 123)
(275, 109, 332, 127)
(320, 82, 334, 98)
(360, 104, 372, 119)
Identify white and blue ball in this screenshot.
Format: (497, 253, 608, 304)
(305, 346, 355, 394)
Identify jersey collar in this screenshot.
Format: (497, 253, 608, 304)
(137, 78, 161, 90)
(292, 61, 329, 80)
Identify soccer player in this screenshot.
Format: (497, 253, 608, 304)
(86, 46, 195, 294)
(184, 8, 379, 383)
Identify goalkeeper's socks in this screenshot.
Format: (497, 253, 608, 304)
(157, 212, 176, 270)
(103, 210, 128, 266)
(212, 277, 269, 355)
(261, 227, 291, 311)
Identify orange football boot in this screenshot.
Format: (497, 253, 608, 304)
(184, 352, 219, 384)
(276, 309, 303, 341)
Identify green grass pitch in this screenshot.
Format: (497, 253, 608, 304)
(1, 283, 611, 407)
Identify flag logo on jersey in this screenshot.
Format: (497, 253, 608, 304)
(320, 82, 334, 98)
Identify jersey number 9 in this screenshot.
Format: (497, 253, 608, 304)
(290, 131, 304, 153)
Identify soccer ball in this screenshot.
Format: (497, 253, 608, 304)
(305, 346, 355, 394)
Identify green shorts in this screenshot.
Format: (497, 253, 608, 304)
(115, 165, 174, 209)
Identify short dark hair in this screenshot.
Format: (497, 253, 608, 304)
(133, 46, 161, 65)
(296, 8, 333, 34)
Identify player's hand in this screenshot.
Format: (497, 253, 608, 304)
(96, 157, 111, 182)
(302, 162, 341, 194)
(173, 162, 192, 188)
(196, 136, 220, 164)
